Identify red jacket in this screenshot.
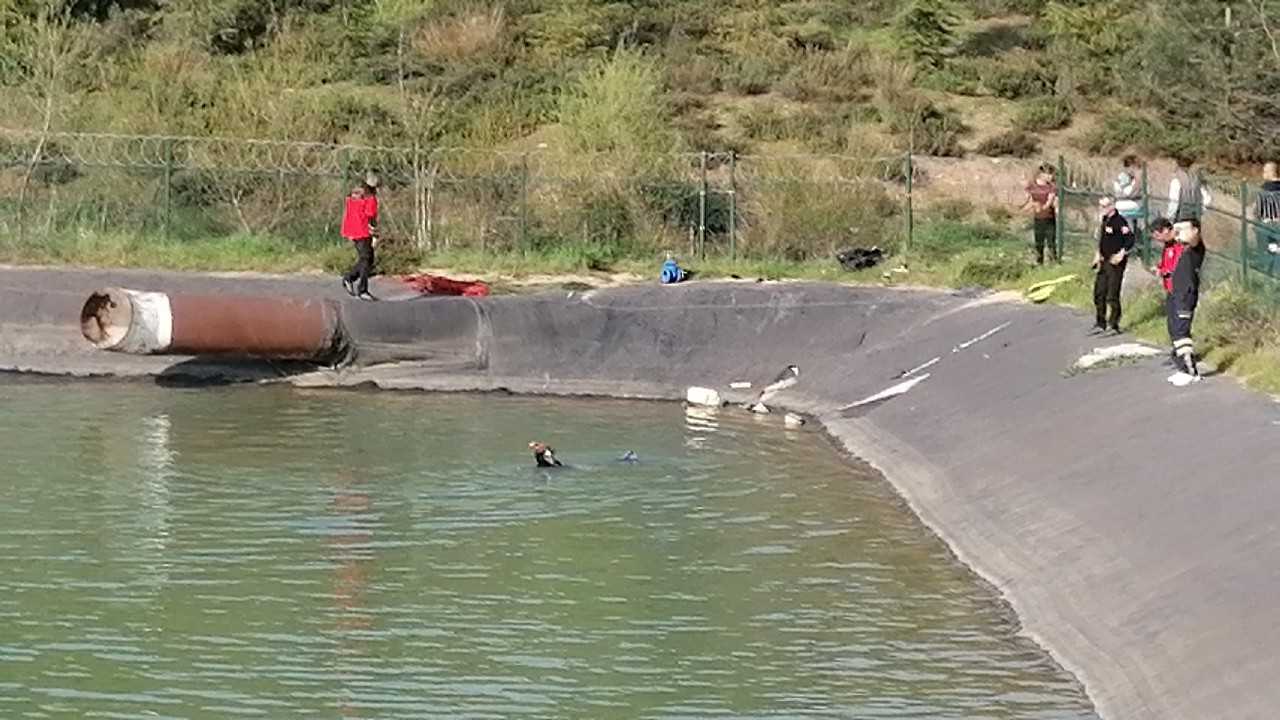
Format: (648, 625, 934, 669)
(340, 195, 378, 240)
(1156, 241, 1184, 292)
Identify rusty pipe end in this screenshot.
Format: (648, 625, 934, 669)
(80, 287, 173, 354)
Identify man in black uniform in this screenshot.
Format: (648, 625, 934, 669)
(1091, 196, 1135, 335)
(1168, 218, 1207, 386)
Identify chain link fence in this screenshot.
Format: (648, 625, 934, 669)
(0, 128, 915, 262)
(2, 127, 1278, 302)
(1059, 156, 1280, 302)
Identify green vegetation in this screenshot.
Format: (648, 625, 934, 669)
(2, 1, 1276, 161)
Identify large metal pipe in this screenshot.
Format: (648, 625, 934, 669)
(80, 287, 347, 362)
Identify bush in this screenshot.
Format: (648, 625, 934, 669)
(959, 53, 1055, 99)
(916, 64, 982, 95)
(721, 53, 790, 96)
(742, 177, 899, 259)
(558, 50, 680, 156)
(1078, 111, 1208, 160)
(883, 95, 968, 157)
(1013, 97, 1074, 132)
(976, 130, 1040, 158)
(774, 47, 872, 103)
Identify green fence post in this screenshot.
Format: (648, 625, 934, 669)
(518, 153, 528, 255)
(1140, 160, 1151, 268)
(1241, 179, 1251, 285)
(727, 151, 736, 260)
(162, 137, 174, 238)
(698, 151, 708, 260)
(1055, 155, 1066, 262)
(904, 151, 914, 252)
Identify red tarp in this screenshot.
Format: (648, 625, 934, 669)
(395, 273, 491, 297)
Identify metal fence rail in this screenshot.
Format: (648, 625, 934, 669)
(2, 127, 1277, 295)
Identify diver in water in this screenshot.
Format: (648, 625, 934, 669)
(528, 441, 563, 468)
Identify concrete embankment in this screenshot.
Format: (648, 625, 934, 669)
(2, 265, 1279, 720)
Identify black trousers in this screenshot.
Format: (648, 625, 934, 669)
(343, 238, 375, 294)
(1033, 217, 1057, 264)
(1093, 257, 1126, 329)
(1167, 291, 1198, 369)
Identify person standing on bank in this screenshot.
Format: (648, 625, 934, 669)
(1167, 218, 1206, 387)
(340, 171, 380, 301)
(1166, 157, 1212, 223)
(1091, 196, 1134, 335)
(1148, 217, 1183, 366)
(1020, 164, 1058, 265)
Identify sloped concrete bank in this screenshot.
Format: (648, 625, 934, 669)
(3, 265, 1280, 720)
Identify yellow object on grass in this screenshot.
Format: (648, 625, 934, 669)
(1024, 274, 1078, 303)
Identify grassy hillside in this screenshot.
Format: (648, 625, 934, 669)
(1, 0, 1275, 165)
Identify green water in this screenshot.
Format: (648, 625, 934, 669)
(0, 380, 1097, 719)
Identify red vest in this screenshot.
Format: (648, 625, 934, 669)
(340, 195, 378, 240)
(1157, 242, 1185, 292)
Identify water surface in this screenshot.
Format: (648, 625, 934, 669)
(0, 380, 1097, 719)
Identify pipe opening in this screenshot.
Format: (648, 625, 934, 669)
(80, 289, 131, 349)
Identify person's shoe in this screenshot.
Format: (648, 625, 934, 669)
(342, 278, 356, 296)
(1088, 324, 1106, 335)
(1107, 326, 1122, 336)
(357, 291, 377, 302)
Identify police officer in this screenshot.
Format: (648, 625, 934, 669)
(1091, 196, 1134, 335)
(1167, 218, 1207, 386)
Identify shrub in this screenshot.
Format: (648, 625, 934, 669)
(636, 177, 730, 235)
(721, 53, 789, 95)
(916, 64, 982, 95)
(1078, 111, 1208, 160)
(774, 47, 872, 103)
(976, 130, 1040, 158)
(741, 177, 899, 259)
(960, 53, 1055, 99)
(1014, 97, 1074, 132)
(577, 189, 633, 246)
(894, 0, 962, 70)
(883, 94, 968, 157)
(558, 50, 680, 156)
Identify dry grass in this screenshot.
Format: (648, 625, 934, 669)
(410, 6, 507, 64)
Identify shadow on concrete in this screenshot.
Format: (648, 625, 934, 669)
(154, 358, 325, 388)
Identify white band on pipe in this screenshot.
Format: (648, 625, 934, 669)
(117, 289, 173, 354)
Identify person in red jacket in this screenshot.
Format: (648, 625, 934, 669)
(1149, 217, 1182, 366)
(340, 173, 380, 301)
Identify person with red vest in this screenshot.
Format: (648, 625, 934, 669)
(340, 172, 380, 301)
(1149, 217, 1183, 367)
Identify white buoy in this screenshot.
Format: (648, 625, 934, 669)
(784, 413, 805, 428)
(686, 386, 724, 407)
(749, 402, 770, 414)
